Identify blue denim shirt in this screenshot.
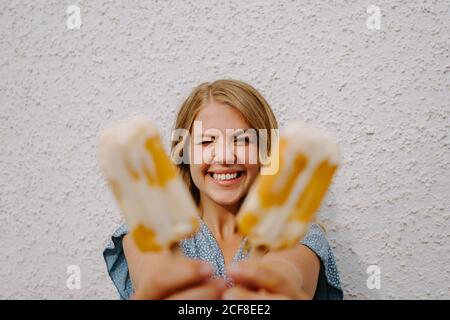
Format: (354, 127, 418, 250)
(103, 220, 343, 300)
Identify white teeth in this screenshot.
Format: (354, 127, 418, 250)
(212, 172, 239, 181)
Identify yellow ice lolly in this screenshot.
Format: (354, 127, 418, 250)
(97, 116, 199, 252)
(236, 120, 339, 251)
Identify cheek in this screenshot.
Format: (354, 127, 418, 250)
(236, 144, 259, 165)
(245, 164, 260, 182)
(189, 164, 209, 184)
(189, 164, 202, 183)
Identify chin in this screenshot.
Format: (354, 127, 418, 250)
(209, 194, 242, 206)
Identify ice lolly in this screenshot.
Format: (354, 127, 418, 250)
(236, 120, 339, 251)
(97, 116, 200, 252)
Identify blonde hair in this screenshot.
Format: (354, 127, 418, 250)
(170, 79, 278, 206)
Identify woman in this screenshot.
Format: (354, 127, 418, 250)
(103, 79, 343, 299)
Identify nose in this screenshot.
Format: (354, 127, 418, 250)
(211, 137, 236, 164)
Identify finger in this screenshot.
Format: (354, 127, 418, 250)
(223, 286, 289, 300)
(228, 261, 285, 292)
(136, 259, 214, 299)
(155, 259, 215, 298)
(166, 279, 227, 300)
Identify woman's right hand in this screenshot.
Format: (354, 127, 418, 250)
(123, 234, 226, 300)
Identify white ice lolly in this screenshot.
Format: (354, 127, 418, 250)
(236, 120, 339, 251)
(97, 116, 200, 251)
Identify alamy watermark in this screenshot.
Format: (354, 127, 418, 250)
(67, 5, 82, 30)
(170, 120, 280, 175)
(366, 5, 381, 30)
(66, 265, 81, 290)
(366, 265, 381, 290)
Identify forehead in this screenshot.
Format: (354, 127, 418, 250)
(194, 101, 251, 131)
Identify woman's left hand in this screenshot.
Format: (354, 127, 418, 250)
(223, 257, 311, 300)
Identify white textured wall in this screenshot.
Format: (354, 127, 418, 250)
(0, 0, 449, 299)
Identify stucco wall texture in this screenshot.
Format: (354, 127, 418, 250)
(0, 0, 449, 299)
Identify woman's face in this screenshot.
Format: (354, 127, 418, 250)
(189, 101, 260, 207)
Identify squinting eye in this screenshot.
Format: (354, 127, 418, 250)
(234, 137, 250, 144)
(201, 140, 212, 145)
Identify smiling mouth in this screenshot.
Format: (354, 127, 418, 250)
(209, 171, 242, 180)
(206, 171, 244, 185)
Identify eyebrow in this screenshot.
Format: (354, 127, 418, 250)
(194, 129, 249, 139)
(194, 133, 215, 139)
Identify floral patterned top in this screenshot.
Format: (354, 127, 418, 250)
(103, 220, 343, 300)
